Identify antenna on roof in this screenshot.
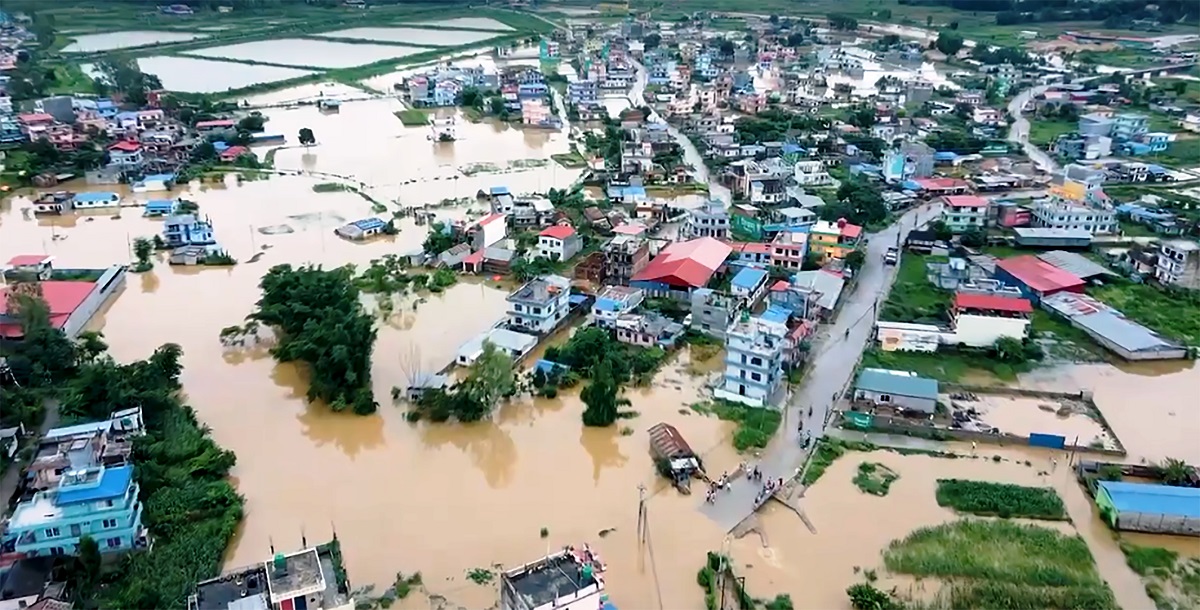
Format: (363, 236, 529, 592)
(330, 520, 338, 542)
(269, 536, 275, 556)
(301, 524, 307, 549)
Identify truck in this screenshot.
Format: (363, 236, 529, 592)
(648, 422, 704, 494)
(884, 247, 898, 266)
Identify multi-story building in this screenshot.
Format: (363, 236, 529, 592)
(681, 200, 729, 240)
(3, 463, 147, 557)
(1111, 113, 1149, 142)
(537, 225, 582, 262)
(715, 316, 786, 408)
(1032, 164, 1115, 235)
(1155, 240, 1200, 289)
(770, 229, 809, 270)
(689, 288, 740, 340)
(506, 275, 571, 335)
(592, 285, 644, 328)
(792, 159, 834, 187)
(567, 79, 598, 106)
(603, 233, 650, 286)
(1051, 133, 1112, 161)
(500, 546, 608, 610)
(163, 214, 217, 247)
(188, 544, 354, 610)
(941, 195, 991, 232)
(808, 218, 863, 261)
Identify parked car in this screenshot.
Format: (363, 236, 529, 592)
(884, 247, 898, 266)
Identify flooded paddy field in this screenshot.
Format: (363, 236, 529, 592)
(412, 17, 515, 31)
(261, 99, 582, 204)
(1019, 362, 1200, 464)
(60, 29, 207, 53)
(237, 82, 366, 107)
(184, 38, 427, 69)
(315, 27, 503, 47)
(113, 56, 317, 93)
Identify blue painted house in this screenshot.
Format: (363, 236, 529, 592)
(143, 199, 176, 217)
(163, 214, 216, 247)
(4, 464, 146, 556)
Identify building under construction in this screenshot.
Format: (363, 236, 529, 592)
(500, 544, 616, 610)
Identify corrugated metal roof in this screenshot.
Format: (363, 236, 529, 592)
(57, 465, 134, 504)
(1036, 250, 1115, 280)
(1041, 292, 1180, 354)
(855, 368, 939, 400)
(731, 267, 768, 290)
(1099, 481, 1200, 519)
(996, 255, 1084, 293)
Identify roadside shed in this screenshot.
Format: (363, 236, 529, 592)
(853, 368, 939, 414)
(1036, 250, 1116, 282)
(1096, 481, 1200, 536)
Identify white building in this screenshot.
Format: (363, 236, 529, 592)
(681, 200, 729, 240)
(875, 292, 1032, 352)
(506, 274, 572, 335)
(714, 316, 786, 408)
(1155, 239, 1200, 290)
(537, 225, 582, 261)
(592, 285, 644, 328)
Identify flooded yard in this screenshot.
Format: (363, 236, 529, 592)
(61, 30, 207, 53)
(1020, 362, 1200, 464)
(237, 82, 365, 107)
(130, 56, 316, 93)
(412, 17, 515, 31)
(947, 391, 1116, 451)
(316, 27, 503, 47)
(184, 38, 427, 69)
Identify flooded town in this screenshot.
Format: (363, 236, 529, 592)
(0, 1, 1199, 610)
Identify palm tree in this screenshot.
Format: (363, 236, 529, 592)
(1156, 458, 1195, 487)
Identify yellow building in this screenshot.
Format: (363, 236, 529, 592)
(808, 218, 863, 261)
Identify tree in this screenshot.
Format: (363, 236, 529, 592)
(73, 535, 102, 602)
(1171, 81, 1188, 96)
(422, 221, 458, 255)
(846, 104, 877, 130)
(298, 127, 316, 146)
(1156, 458, 1193, 487)
(0, 291, 78, 387)
(581, 358, 623, 427)
(990, 337, 1026, 364)
(718, 39, 735, 58)
(959, 226, 986, 248)
(133, 237, 154, 271)
(930, 220, 953, 243)
(461, 86, 484, 109)
(94, 58, 162, 107)
(844, 249, 866, 272)
(643, 33, 661, 50)
(826, 13, 858, 30)
(191, 140, 217, 162)
(236, 114, 265, 132)
(75, 330, 108, 363)
(461, 340, 516, 413)
(936, 31, 965, 56)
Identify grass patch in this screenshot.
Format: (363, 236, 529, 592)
(884, 520, 1118, 610)
(935, 479, 1067, 520)
(394, 109, 431, 126)
(1089, 283, 1200, 345)
(1119, 220, 1161, 238)
(551, 150, 588, 169)
(879, 254, 950, 325)
(802, 437, 876, 486)
(692, 400, 782, 452)
(1120, 542, 1200, 610)
(860, 347, 1016, 382)
(1141, 141, 1200, 169)
(852, 461, 899, 496)
(1028, 119, 1077, 148)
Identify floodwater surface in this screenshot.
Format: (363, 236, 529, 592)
(61, 30, 206, 53)
(412, 17, 515, 31)
(316, 27, 502, 47)
(184, 39, 427, 69)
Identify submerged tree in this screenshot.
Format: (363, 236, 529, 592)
(581, 358, 624, 427)
(1156, 458, 1194, 487)
(133, 237, 154, 272)
(298, 127, 316, 146)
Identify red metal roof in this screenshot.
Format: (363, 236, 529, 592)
(914, 177, 969, 191)
(108, 140, 142, 152)
(18, 113, 53, 123)
(477, 213, 505, 227)
(840, 223, 863, 239)
(612, 223, 647, 236)
(7, 254, 51, 267)
(219, 145, 249, 159)
(730, 241, 771, 254)
(944, 195, 989, 208)
(954, 292, 1033, 314)
(996, 256, 1085, 293)
(0, 281, 94, 337)
(770, 279, 790, 292)
(195, 119, 236, 128)
(539, 225, 576, 240)
(631, 237, 732, 289)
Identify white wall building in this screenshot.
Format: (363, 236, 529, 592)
(506, 274, 572, 335)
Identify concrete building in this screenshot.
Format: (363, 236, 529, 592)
(1155, 240, 1200, 290)
(729, 267, 768, 305)
(506, 275, 571, 335)
(689, 288, 740, 340)
(1052, 133, 1112, 161)
(770, 229, 809, 270)
(0, 263, 127, 340)
(188, 544, 354, 610)
(808, 218, 862, 262)
(715, 316, 786, 408)
(537, 225, 582, 262)
(681, 200, 729, 240)
(499, 546, 608, 610)
(1029, 198, 1115, 235)
(614, 312, 685, 349)
(603, 234, 650, 286)
(3, 463, 147, 557)
(793, 159, 834, 186)
(456, 327, 539, 365)
(950, 292, 1032, 345)
(592, 286, 644, 329)
(163, 214, 216, 248)
(941, 195, 990, 233)
(853, 368, 939, 414)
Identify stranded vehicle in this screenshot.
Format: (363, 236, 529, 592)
(884, 247, 899, 266)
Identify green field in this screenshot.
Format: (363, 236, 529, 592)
(1029, 119, 1076, 148)
(394, 109, 432, 126)
(935, 479, 1067, 520)
(1090, 283, 1200, 345)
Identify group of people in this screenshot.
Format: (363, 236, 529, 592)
(755, 477, 785, 506)
(704, 472, 732, 503)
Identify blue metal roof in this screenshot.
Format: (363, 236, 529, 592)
(351, 218, 386, 231)
(57, 465, 134, 505)
(731, 267, 768, 290)
(855, 368, 939, 400)
(73, 192, 118, 203)
(534, 359, 568, 374)
(145, 199, 174, 210)
(489, 186, 510, 195)
(760, 305, 790, 325)
(595, 297, 622, 312)
(142, 173, 175, 181)
(933, 151, 958, 161)
(1099, 481, 1200, 519)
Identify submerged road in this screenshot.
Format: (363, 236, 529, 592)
(700, 203, 942, 532)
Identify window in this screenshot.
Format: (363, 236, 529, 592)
(45, 527, 61, 538)
(49, 547, 65, 557)
(879, 394, 892, 403)
(102, 518, 118, 529)
(750, 357, 762, 366)
(751, 372, 761, 382)
(106, 537, 122, 549)
(513, 304, 522, 312)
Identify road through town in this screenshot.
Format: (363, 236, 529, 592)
(699, 202, 943, 531)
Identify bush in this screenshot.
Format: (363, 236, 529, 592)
(935, 479, 1067, 519)
(847, 583, 902, 610)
